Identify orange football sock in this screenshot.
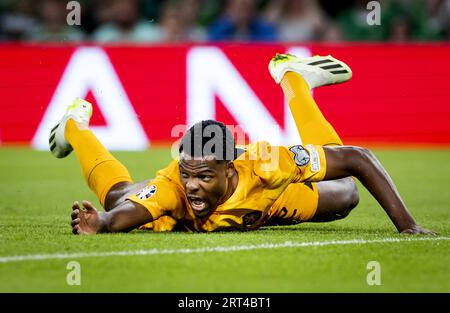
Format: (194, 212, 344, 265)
(280, 72, 343, 146)
(64, 119, 132, 207)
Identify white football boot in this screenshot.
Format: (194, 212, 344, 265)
(49, 98, 93, 158)
(268, 53, 352, 88)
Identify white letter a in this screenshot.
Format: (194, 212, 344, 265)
(32, 47, 149, 151)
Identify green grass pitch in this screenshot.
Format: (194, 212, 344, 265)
(0, 147, 449, 292)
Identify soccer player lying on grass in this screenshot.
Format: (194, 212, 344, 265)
(49, 53, 435, 235)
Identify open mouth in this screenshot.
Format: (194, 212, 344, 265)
(188, 196, 207, 213)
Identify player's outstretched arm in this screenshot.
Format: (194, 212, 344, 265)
(71, 200, 152, 235)
(322, 146, 436, 235)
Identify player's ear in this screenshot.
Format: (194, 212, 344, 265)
(225, 161, 235, 178)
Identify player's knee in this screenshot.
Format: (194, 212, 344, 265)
(338, 179, 359, 218)
(104, 182, 133, 211)
(346, 179, 360, 211)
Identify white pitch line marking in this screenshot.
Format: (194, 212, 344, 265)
(0, 237, 448, 264)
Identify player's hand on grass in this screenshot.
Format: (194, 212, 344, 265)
(71, 200, 103, 235)
(400, 225, 437, 236)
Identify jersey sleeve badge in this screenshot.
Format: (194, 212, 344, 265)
(289, 145, 310, 167)
(136, 185, 157, 200)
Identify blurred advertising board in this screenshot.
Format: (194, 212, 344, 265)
(0, 43, 449, 149)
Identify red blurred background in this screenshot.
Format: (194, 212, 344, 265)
(0, 43, 449, 149)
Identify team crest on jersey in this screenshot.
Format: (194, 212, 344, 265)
(289, 145, 310, 167)
(136, 185, 157, 200)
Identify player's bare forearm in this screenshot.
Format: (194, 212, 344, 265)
(100, 200, 153, 233)
(322, 146, 434, 234)
(71, 200, 152, 235)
